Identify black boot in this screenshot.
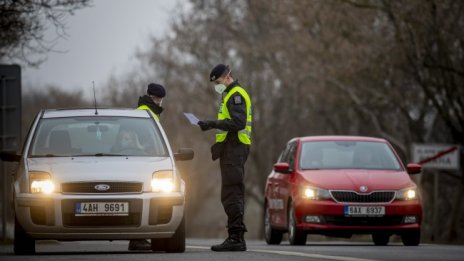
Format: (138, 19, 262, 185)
(211, 232, 246, 252)
(128, 239, 151, 250)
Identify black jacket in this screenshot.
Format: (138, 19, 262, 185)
(138, 95, 163, 117)
(212, 80, 250, 164)
(214, 81, 248, 134)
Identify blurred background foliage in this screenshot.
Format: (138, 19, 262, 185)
(5, 0, 463, 243)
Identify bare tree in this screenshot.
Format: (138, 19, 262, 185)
(0, 0, 91, 66)
(100, 0, 463, 241)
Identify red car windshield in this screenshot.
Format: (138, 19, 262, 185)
(299, 141, 402, 170)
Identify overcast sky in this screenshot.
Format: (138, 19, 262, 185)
(23, 0, 181, 98)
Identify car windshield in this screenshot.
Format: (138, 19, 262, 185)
(299, 141, 402, 170)
(29, 116, 168, 157)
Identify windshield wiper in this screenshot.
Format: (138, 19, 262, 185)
(71, 153, 124, 157)
(31, 154, 58, 157)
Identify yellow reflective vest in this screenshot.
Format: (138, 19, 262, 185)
(216, 86, 252, 145)
(137, 105, 160, 121)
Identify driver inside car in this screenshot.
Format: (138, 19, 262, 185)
(112, 129, 144, 153)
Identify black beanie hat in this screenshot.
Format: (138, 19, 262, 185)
(147, 83, 166, 98)
(210, 64, 230, 82)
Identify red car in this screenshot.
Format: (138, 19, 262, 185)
(264, 136, 422, 246)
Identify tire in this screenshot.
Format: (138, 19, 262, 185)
(264, 202, 283, 245)
(14, 217, 35, 255)
(288, 203, 306, 245)
(401, 230, 420, 246)
(150, 238, 165, 252)
(372, 232, 390, 246)
(164, 217, 186, 253)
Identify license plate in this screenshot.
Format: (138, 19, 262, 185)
(75, 202, 129, 216)
(344, 206, 385, 217)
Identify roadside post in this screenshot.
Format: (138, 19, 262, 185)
(0, 64, 21, 240)
(412, 143, 461, 241)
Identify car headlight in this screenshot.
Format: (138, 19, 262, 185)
(396, 187, 418, 200)
(151, 170, 175, 192)
(301, 186, 331, 200)
(30, 172, 55, 194)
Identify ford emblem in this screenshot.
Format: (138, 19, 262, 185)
(94, 184, 110, 191)
(360, 185, 368, 192)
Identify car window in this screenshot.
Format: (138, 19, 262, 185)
(29, 116, 168, 157)
(299, 141, 401, 170)
(279, 141, 297, 170)
(287, 142, 297, 170)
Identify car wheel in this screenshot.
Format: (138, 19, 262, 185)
(264, 202, 283, 245)
(164, 216, 186, 253)
(288, 203, 306, 245)
(14, 217, 35, 255)
(372, 232, 390, 246)
(150, 238, 165, 252)
(401, 230, 420, 246)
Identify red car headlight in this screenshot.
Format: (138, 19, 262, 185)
(396, 187, 419, 200)
(301, 186, 331, 200)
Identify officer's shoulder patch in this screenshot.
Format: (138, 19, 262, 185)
(233, 95, 243, 105)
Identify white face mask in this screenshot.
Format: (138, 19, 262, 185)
(214, 84, 227, 94)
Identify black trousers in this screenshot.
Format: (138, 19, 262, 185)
(219, 141, 249, 235)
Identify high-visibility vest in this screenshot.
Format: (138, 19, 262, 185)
(137, 105, 160, 121)
(216, 86, 252, 145)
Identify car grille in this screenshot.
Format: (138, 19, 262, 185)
(323, 215, 404, 226)
(330, 191, 395, 203)
(61, 182, 143, 194)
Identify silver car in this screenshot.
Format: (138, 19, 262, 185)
(2, 108, 193, 254)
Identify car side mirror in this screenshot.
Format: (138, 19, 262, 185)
(406, 163, 422, 175)
(174, 148, 194, 161)
(0, 151, 21, 162)
(273, 162, 291, 174)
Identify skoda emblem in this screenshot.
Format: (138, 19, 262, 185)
(359, 185, 368, 193)
(95, 184, 110, 191)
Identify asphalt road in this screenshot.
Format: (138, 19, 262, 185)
(1, 239, 463, 261)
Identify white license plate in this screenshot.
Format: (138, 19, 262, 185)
(75, 202, 129, 216)
(344, 206, 385, 217)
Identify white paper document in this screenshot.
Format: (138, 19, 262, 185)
(183, 112, 200, 125)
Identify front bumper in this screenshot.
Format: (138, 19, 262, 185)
(15, 192, 184, 240)
(293, 198, 422, 234)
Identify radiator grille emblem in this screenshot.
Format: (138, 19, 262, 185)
(359, 185, 368, 192)
(94, 184, 110, 191)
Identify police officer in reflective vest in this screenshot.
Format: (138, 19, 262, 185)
(137, 83, 166, 121)
(129, 82, 165, 251)
(198, 64, 252, 251)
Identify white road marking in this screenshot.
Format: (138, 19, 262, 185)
(187, 246, 377, 261)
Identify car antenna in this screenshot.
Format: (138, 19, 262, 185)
(92, 81, 98, 115)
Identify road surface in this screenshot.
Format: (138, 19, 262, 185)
(0, 238, 463, 261)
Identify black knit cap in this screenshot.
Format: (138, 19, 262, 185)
(210, 64, 230, 82)
(147, 83, 166, 98)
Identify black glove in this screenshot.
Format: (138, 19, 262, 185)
(198, 120, 215, 131)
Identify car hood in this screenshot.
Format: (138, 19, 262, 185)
(299, 169, 414, 192)
(27, 157, 173, 184)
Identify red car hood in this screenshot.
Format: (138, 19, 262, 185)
(298, 169, 414, 192)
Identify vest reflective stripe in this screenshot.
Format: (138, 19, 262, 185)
(216, 86, 252, 145)
(137, 105, 160, 121)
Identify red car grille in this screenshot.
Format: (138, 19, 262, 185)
(323, 215, 404, 226)
(61, 182, 143, 194)
(330, 191, 395, 203)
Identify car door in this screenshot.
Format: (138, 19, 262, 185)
(273, 141, 297, 228)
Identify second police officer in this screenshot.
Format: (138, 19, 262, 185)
(137, 83, 166, 121)
(129, 82, 166, 251)
(198, 64, 252, 251)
